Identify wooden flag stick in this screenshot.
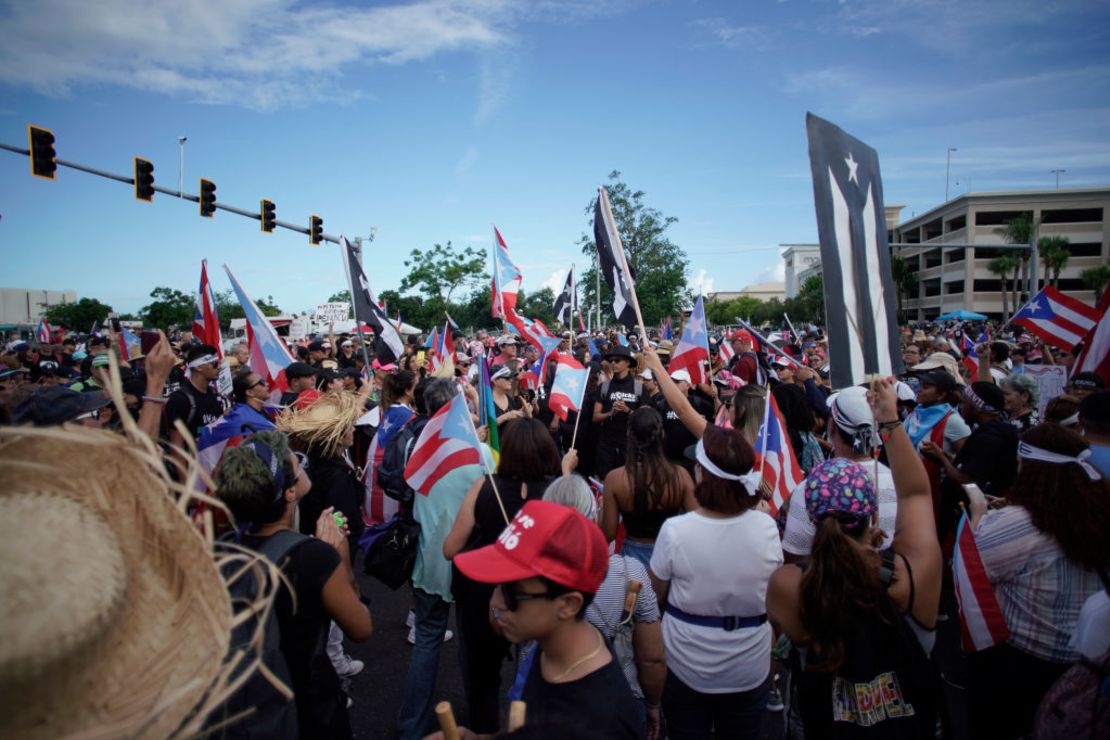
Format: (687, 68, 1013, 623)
(461, 388, 512, 527)
(568, 362, 591, 451)
(599, 186, 649, 342)
(508, 700, 527, 732)
(435, 702, 460, 740)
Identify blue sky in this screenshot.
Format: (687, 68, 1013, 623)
(2, 0, 1109, 317)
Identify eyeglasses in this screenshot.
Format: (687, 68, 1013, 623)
(251, 378, 267, 389)
(499, 583, 557, 612)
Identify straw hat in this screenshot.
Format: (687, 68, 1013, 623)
(0, 424, 232, 739)
(276, 390, 365, 457)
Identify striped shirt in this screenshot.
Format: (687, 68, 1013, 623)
(975, 505, 1102, 662)
(585, 554, 660, 698)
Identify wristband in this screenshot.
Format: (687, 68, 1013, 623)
(142, 395, 166, 404)
(878, 419, 901, 431)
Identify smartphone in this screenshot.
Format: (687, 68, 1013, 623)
(111, 317, 123, 333)
(140, 331, 160, 355)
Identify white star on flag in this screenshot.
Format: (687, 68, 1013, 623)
(845, 151, 859, 184)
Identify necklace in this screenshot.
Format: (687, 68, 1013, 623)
(550, 632, 605, 682)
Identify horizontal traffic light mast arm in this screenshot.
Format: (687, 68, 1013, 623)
(0, 141, 341, 244)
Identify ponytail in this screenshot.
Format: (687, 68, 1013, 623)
(799, 516, 882, 672)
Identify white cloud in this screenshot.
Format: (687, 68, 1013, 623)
(541, 269, 566, 294)
(689, 17, 770, 50)
(753, 261, 786, 284)
(688, 268, 715, 296)
(455, 146, 479, 176)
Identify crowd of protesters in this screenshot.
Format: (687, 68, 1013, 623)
(2, 313, 1109, 740)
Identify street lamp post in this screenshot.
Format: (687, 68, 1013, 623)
(945, 147, 957, 201)
(1051, 169, 1066, 190)
(177, 136, 187, 198)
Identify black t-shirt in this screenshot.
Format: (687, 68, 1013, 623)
(239, 534, 343, 737)
(952, 420, 1019, 495)
(598, 374, 646, 445)
(654, 392, 712, 464)
(165, 382, 224, 439)
(523, 642, 644, 739)
(298, 455, 366, 545)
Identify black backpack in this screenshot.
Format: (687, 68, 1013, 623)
(205, 530, 310, 739)
(378, 415, 427, 506)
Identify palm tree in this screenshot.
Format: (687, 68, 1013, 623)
(1038, 235, 1071, 289)
(989, 254, 1020, 321)
(889, 253, 916, 323)
(1081, 265, 1110, 301)
(995, 213, 1037, 302)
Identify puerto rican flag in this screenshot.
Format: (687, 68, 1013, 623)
(365, 405, 415, 524)
(1072, 287, 1110, 386)
(192, 260, 223, 356)
(196, 403, 276, 489)
(1011, 286, 1100, 351)
(755, 392, 803, 515)
(491, 226, 523, 320)
(718, 338, 735, 367)
(223, 263, 292, 396)
(669, 296, 711, 385)
(662, 317, 673, 341)
(404, 392, 483, 496)
(961, 333, 979, 375)
(36, 318, 52, 344)
(953, 512, 1010, 651)
(548, 355, 589, 421)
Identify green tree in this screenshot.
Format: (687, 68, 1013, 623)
(400, 242, 488, 306)
(1081, 265, 1110, 301)
(577, 171, 689, 328)
(785, 275, 825, 325)
(517, 287, 557, 328)
(995, 213, 1036, 303)
(450, 288, 499, 333)
(1038, 235, 1071, 289)
(141, 287, 194, 331)
(704, 295, 765, 327)
(327, 290, 351, 303)
(889, 253, 916, 323)
(41, 297, 114, 332)
(988, 254, 1021, 322)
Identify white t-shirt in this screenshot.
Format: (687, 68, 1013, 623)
(1070, 588, 1110, 660)
(782, 460, 898, 556)
(650, 510, 783, 693)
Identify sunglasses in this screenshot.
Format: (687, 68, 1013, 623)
(499, 582, 558, 612)
(251, 378, 267, 389)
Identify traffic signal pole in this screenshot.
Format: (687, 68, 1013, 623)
(0, 140, 342, 245)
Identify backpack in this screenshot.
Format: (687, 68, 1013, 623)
(586, 556, 643, 699)
(205, 529, 309, 739)
(363, 512, 421, 590)
(1031, 650, 1110, 739)
(789, 551, 939, 739)
(378, 415, 427, 506)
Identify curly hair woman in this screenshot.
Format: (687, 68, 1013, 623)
(966, 423, 1110, 739)
(601, 406, 696, 570)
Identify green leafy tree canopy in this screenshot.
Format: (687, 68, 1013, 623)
(41, 297, 114, 332)
(578, 171, 689, 327)
(141, 287, 194, 331)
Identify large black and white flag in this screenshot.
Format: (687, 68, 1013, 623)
(806, 113, 903, 389)
(593, 187, 638, 329)
(553, 267, 576, 326)
(340, 236, 405, 364)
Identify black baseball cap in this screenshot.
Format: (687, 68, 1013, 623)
(285, 361, 318, 380)
(13, 386, 112, 426)
(918, 369, 957, 392)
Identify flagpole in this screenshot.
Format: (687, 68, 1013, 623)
(756, 384, 771, 494)
(568, 364, 590, 450)
(735, 318, 804, 368)
(599, 186, 649, 341)
(340, 237, 375, 374)
(463, 387, 511, 527)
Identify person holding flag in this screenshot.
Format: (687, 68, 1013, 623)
(767, 378, 941, 739)
(963, 424, 1110, 738)
(593, 345, 649, 478)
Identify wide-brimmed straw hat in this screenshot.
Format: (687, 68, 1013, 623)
(276, 390, 365, 457)
(0, 424, 233, 739)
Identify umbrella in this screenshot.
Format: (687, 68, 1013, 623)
(935, 310, 987, 321)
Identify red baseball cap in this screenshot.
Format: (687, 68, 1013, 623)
(454, 500, 609, 594)
(730, 329, 754, 343)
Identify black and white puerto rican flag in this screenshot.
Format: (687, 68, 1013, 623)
(553, 268, 576, 326)
(593, 187, 638, 330)
(806, 113, 903, 389)
(340, 236, 405, 364)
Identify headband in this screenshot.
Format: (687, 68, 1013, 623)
(240, 439, 287, 501)
(187, 354, 220, 369)
(1058, 412, 1080, 427)
(694, 438, 756, 494)
(962, 385, 1002, 415)
(1018, 441, 1101, 480)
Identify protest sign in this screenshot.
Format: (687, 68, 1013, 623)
(288, 316, 310, 342)
(1020, 365, 1067, 416)
(315, 302, 350, 323)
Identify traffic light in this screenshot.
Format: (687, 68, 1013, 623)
(199, 178, 216, 218)
(134, 157, 154, 202)
(261, 199, 276, 233)
(309, 214, 323, 245)
(28, 125, 56, 180)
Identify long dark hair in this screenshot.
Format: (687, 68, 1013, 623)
(1007, 423, 1110, 570)
(800, 517, 883, 671)
(497, 417, 561, 481)
(625, 407, 683, 513)
(772, 383, 816, 460)
(382, 369, 417, 412)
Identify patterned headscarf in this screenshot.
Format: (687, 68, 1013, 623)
(803, 458, 877, 533)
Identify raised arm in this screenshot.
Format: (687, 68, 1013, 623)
(641, 346, 708, 439)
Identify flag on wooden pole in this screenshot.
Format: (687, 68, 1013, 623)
(806, 113, 903, 388)
(593, 187, 639, 330)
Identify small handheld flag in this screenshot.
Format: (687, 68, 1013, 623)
(1010, 286, 1100, 352)
(669, 296, 710, 385)
(548, 355, 589, 422)
(404, 392, 483, 496)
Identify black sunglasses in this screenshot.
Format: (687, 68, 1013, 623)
(499, 583, 557, 612)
